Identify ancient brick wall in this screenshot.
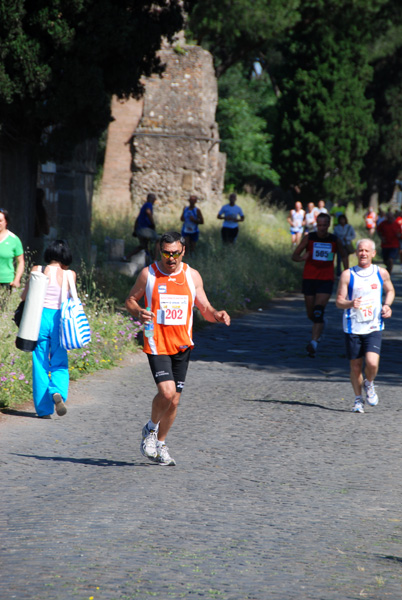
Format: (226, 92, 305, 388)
(100, 43, 226, 218)
(100, 97, 144, 215)
(131, 44, 226, 213)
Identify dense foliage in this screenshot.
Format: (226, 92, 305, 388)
(217, 64, 279, 190)
(187, 0, 300, 77)
(188, 0, 402, 204)
(272, 1, 379, 202)
(0, 0, 185, 156)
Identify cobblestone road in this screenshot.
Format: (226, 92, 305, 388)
(1, 271, 402, 600)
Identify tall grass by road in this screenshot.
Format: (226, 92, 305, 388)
(92, 195, 303, 311)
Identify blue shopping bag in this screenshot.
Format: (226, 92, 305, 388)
(60, 270, 91, 350)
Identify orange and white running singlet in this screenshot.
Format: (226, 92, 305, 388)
(365, 211, 376, 230)
(144, 262, 196, 355)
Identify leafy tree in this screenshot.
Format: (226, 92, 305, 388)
(0, 0, 185, 157)
(187, 0, 300, 77)
(217, 64, 279, 190)
(190, 0, 402, 204)
(272, 0, 385, 202)
(363, 2, 402, 203)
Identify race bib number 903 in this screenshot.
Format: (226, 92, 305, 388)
(313, 242, 333, 261)
(157, 295, 188, 325)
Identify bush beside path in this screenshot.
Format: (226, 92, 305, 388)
(1, 271, 402, 600)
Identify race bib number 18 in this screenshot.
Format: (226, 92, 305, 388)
(313, 242, 333, 261)
(157, 294, 188, 325)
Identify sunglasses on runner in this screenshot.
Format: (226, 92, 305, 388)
(160, 249, 183, 259)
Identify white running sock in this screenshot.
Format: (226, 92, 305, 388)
(148, 419, 159, 432)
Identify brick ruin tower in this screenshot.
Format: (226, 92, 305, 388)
(101, 42, 226, 217)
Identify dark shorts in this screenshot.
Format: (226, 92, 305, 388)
(182, 230, 199, 242)
(147, 348, 191, 393)
(302, 279, 334, 296)
(221, 227, 239, 243)
(344, 330, 382, 360)
(382, 247, 399, 262)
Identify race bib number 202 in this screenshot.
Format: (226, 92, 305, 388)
(313, 242, 333, 261)
(157, 294, 188, 325)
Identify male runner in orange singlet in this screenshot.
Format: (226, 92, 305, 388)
(125, 231, 231, 466)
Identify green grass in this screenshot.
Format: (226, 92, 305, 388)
(91, 194, 302, 310)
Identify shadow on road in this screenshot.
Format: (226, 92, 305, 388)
(243, 397, 350, 412)
(12, 453, 154, 468)
(1, 409, 37, 418)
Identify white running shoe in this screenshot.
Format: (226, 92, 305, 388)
(352, 399, 364, 413)
(364, 379, 379, 406)
(141, 424, 158, 461)
(156, 444, 176, 466)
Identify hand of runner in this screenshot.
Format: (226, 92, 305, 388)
(381, 304, 392, 318)
(352, 297, 362, 309)
(214, 310, 231, 326)
(139, 308, 155, 323)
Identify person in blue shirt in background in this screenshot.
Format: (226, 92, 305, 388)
(180, 195, 204, 254)
(132, 193, 159, 258)
(217, 193, 245, 244)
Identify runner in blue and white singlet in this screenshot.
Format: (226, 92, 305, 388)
(343, 264, 384, 335)
(336, 239, 394, 414)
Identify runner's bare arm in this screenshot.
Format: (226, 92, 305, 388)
(11, 254, 25, 288)
(380, 268, 395, 318)
(335, 270, 359, 309)
(292, 234, 309, 262)
(191, 268, 231, 325)
(125, 267, 153, 323)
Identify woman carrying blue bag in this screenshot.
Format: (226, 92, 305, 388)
(21, 240, 75, 418)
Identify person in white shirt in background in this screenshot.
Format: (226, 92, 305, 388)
(287, 201, 305, 247)
(303, 202, 320, 234)
(217, 193, 245, 244)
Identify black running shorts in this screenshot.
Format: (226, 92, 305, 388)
(147, 348, 191, 393)
(344, 330, 382, 360)
(302, 279, 334, 296)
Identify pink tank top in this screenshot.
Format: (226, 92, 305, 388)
(43, 265, 64, 309)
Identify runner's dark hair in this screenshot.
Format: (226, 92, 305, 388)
(317, 212, 331, 225)
(160, 231, 185, 248)
(0, 208, 10, 225)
